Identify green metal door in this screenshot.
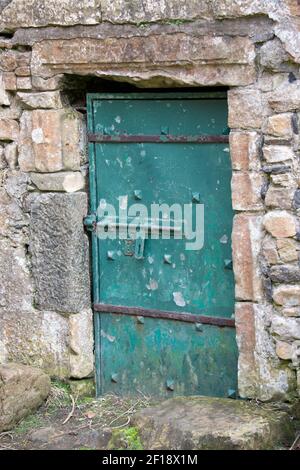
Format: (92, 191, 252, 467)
(87, 92, 237, 398)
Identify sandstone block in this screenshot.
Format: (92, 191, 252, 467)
(275, 341, 293, 360)
(271, 315, 300, 340)
(30, 171, 85, 192)
(273, 285, 300, 307)
(263, 145, 294, 163)
(263, 211, 297, 238)
(229, 131, 261, 171)
(231, 172, 263, 211)
(16, 76, 32, 90)
(69, 309, 94, 379)
(17, 91, 62, 109)
(265, 186, 294, 210)
(4, 142, 18, 170)
(269, 265, 300, 283)
(263, 113, 293, 139)
(268, 82, 300, 113)
(232, 214, 263, 301)
(277, 238, 298, 263)
(0, 118, 19, 141)
(228, 89, 266, 129)
(19, 109, 83, 172)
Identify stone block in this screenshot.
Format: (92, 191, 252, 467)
(277, 238, 298, 263)
(262, 235, 280, 265)
(19, 109, 83, 172)
(0, 73, 10, 106)
(16, 76, 32, 90)
(0, 363, 50, 432)
(17, 91, 62, 109)
(232, 214, 263, 301)
(263, 113, 294, 139)
(228, 88, 266, 129)
(0, 118, 19, 141)
(229, 131, 261, 171)
(268, 82, 300, 113)
(231, 171, 263, 211)
(273, 285, 300, 307)
(263, 145, 294, 163)
(271, 315, 300, 341)
(132, 396, 294, 450)
(30, 192, 90, 313)
(265, 186, 294, 210)
(235, 302, 257, 397)
(4, 142, 18, 170)
(31, 35, 255, 86)
(30, 172, 85, 192)
(2, 72, 16, 91)
(69, 309, 94, 379)
(263, 211, 297, 238)
(269, 265, 300, 283)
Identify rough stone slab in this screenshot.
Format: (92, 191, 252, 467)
(17, 91, 62, 109)
(132, 396, 294, 450)
(0, 363, 50, 432)
(69, 309, 94, 379)
(31, 35, 255, 86)
(30, 171, 85, 192)
(30, 192, 90, 313)
(269, 265, 300, 283)
(0, 0, 102, 30)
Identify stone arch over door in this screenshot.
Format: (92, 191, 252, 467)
(1, 3, 300, 401)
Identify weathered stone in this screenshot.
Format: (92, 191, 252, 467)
(268, 82, 300, 113)
(0, 51, 17, 71)
(263, 145, 295, 163)
(69, 309, 94, 379)
(0, 239, 33, 310)
(262, 235, 280, 265)
(228, 88, 266, 129)
(263, 211, 297, 238)
(0, 73, 10, 105)
(265, 186, 294, 210)
(231, 172, 264, 211)
(277, 238, 298, 263)
(17, 91, 62, 109)
(29, 426, 58, 444)
(259, 38, 289, 71)
(32, 75, 63, 91)
(273, 285, 300, 307)
(0, 118, 19, 141)
(2, 72, 16, 91)
(0, 0, 102, 29)
(229, 131, 261, 171)
(30, 172, 85, 192)
(271, 172, 296, 188)
(19, 109, 83, 172)
(263, 113, 294, 139)
(0, 363, 50, 432)
(262, 164, 292, 175)
(235, 303, 256, 397)
(269, 265, 300, 283)
(102, 0, 211, 23)
(275, 341, 293, 360)
(132, 396, 294, 450)
(232, 214, 263, 301)
(0, 310, 71, 377)
(271, 315, 300, 340)
(30, 192, 90, 313)
(15, 66, 30, 77)
(282, 307, 300, 317)
(4, 142, 17, 170)
(31, 36, 255, 86)
(16, 76, 32, 90)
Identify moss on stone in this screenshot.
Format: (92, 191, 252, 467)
(108, 426, 143, 450)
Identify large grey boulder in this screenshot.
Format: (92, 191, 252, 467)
(0, 363, 51, 431)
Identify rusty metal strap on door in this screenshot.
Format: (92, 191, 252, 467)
(93, 303, 235, 328)
(87, 133, 229, 144)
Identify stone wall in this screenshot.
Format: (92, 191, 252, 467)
(0, 0, 300, 401)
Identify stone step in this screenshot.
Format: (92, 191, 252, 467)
(131, 396, 294, 450)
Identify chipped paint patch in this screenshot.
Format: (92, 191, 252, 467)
(146, 279, 158, 291)
(173, 291, 186, 307)
(220, 234, 228, 244)
(101, 330, 116, 342)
